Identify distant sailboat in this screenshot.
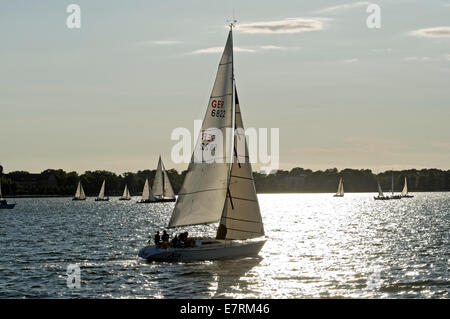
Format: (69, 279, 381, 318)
(119, 184, 131, 200)
(72, 181, 86, 201)
(95, 180, 109, 201)
(137, 178, 156, 203)
(152, 156, 176, 202)
(401, 177, 414, 198)
(390, 171, 402, 199)
(139, 26, 266, 261)
(333, 178, 344, 197)
(374, 179, 390, 200)
(0, 181, 16, 209)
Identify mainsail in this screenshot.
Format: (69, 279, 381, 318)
(153, 156, 175, 199)
(98, 180, 106, 199)
(141, 179, 155, 202)
(216, 89, 264, 240)
(122, 184, 131, 199)
(377, 180, 384, 197)
(168, 31, 234, 228)
(401, 177, 408, 196)
(75, 181, 86, 199)
(336, 178, 344, 196)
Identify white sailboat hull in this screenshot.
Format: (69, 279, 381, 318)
(138, 238, 266, 262)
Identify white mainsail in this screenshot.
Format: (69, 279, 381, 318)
(401, 177, 408, 195)
(98, 180, 106, 199)
(141, 179, 155, 202)
(122, 184, 131, 199)
(152, 157, 164, 197)
(152, 156, 175, 199)
(216, 89, 264, 240)
(336, 178, 344, 196)
(377, 180, 384, 197)
(162, 166, 175, 199)
(74, 181, 86, 199)
(168, 31, 234, 228)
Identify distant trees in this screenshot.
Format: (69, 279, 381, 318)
(0, 167, 449, 196)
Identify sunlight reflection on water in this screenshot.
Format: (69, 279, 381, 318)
(0, 193, 448, 298)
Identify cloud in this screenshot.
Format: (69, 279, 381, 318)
(314, 1, 369, 14)
(410, 26, 450, 38)
(260, 45, 299, 51)
(236, 17, 329, 34)
(191, 46, 256, 54)
(136, 40, 179, 46)
(404, 55, 450, 62)
(343, 58, 359, 64)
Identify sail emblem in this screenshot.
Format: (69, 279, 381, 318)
(201, 131, 216, 153)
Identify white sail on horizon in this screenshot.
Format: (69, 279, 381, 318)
(168, 30, 234, 228)
(97, 180, 106, 199)
(141, 179, 156, 202)
(336, 178, 344, 196)
(401, 177, 408, 196)
(74, 181, 86, 199)
(153, 156, 175, 199)
(122, 184, 131, 199)
(377, 180, 384, 197)
(216, 89, 265, 240)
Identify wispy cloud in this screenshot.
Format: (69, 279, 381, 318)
(314, 1, 369, 14)
(191, 46, 256, 54)
(343, 58, 359, 64)
(404, 54, 450, 62)
(410, 26, 450, 38)
(236, 17, 329, 34)
(136, 40, 180, 46)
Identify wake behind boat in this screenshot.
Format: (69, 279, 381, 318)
(139, 25, 266, 262)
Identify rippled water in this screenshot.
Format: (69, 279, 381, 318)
(0, 193, 448, 298)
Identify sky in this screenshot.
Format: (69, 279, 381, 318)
(0, 0, 449, 174)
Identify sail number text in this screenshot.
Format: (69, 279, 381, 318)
(211, 99, 225, 118)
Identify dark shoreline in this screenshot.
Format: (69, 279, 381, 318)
(4, 190, 449, 199)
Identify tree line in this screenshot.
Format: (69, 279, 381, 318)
(0, 167, 449, 196)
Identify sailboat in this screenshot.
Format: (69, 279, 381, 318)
(0, 182, 16, 209)
(119, 184, 132, 200)
(333, 178, 344, 197)
(374, 179, 390, 200)
(137, 178, 156, 203)
(389, 171, 402, 199)
(152, 156, 176, 202)
(95, 180, 109, 201)
(139, 25, 266, 261)
(401, 177, 413, 198)
(72, 181, 86, 201)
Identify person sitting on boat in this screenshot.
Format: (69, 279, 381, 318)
(171, 235, 179, 248)
(154, 231, 161, 246)
(161, 230, 169, 243)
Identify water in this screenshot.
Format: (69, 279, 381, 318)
(0, 193, 448, 298)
